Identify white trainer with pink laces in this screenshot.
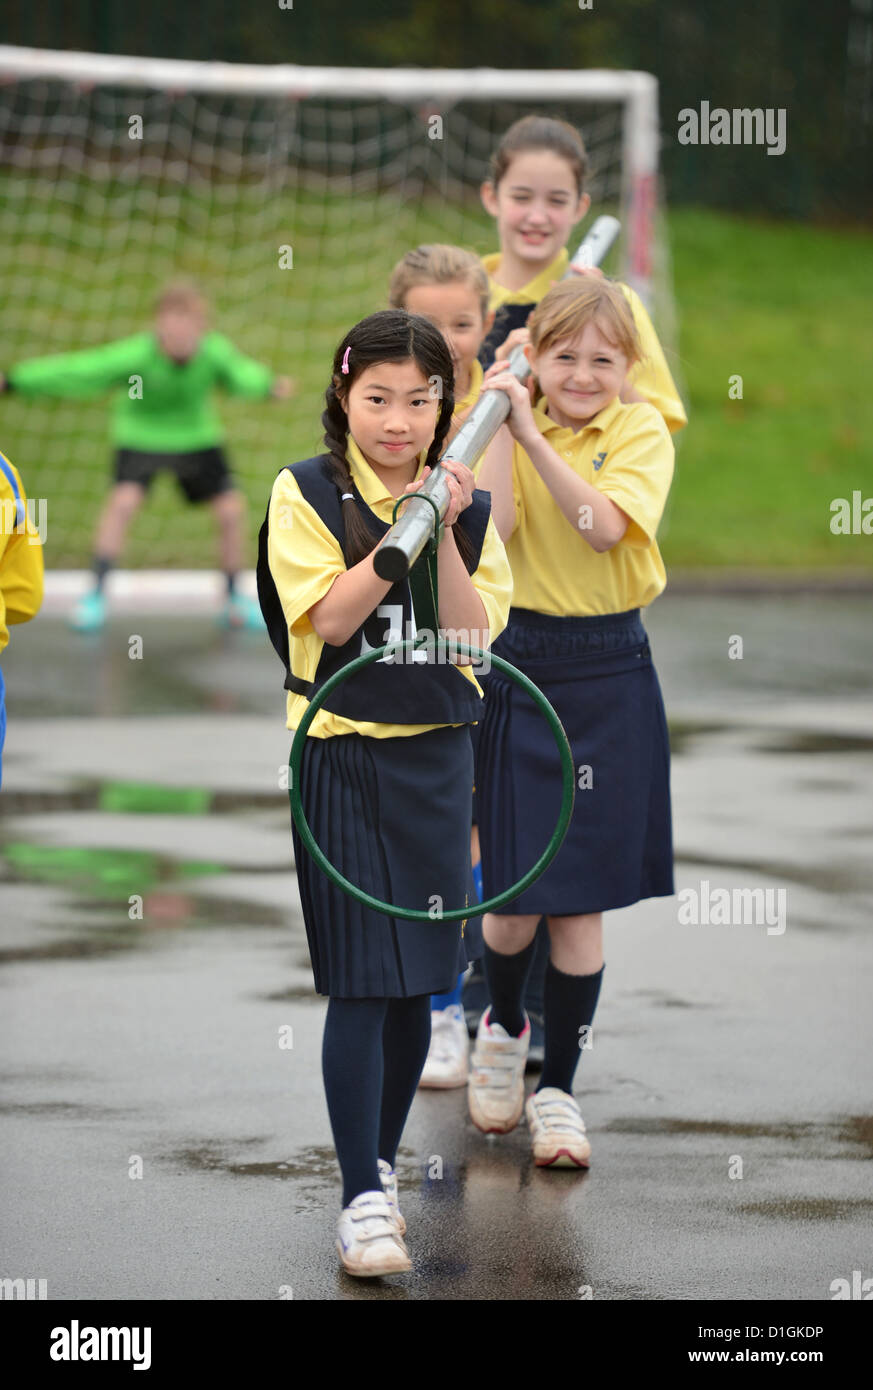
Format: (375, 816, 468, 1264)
(467, 1007, 530, 1134)
(525, 1087, 592, 1168)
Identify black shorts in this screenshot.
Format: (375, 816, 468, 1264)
(113, 447, 235, 503)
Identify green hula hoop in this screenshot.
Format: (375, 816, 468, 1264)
(288, 639, 575, 922)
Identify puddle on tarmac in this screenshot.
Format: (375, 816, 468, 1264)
(624, 989, 713, 1009)
(0, 1099, 127, 1119)
(737, 1197, 873, 1221)
(167, 1141, 341, 1211)
(0, 937, 138, 964)
(261, 987, 321, 1003)
(841, 1115, 873, 1154)
(762, 732, 873, 755)
(605, 1115, 873, 1159)
(1, 842, 225, 895)
(676, 851, 870, 895)
(0, 886, 290, 965)
(667, 721, 732, 756)
(0, 782, 288, 818)
(169, 1140, 437, 1200)
(665, 720, 873, 759)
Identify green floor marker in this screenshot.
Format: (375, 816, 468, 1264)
(3, 843, 161, 893)
(2, 842, 226, 893)
(98, 782, 212, 815)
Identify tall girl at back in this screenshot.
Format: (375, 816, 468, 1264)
(478, 113, 687, 435)
(258, 310, 511, 1274)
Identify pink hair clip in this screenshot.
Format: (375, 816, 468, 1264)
(341, 346, 351, 374)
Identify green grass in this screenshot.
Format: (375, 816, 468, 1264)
(663, 208, 873, 570)
(1, 178, 870, 572)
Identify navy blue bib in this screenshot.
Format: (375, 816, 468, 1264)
(478, 302, 533, 371)
(257, 454, 493, 724)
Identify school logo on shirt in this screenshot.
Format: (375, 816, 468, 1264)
(593, 451, 607, 471)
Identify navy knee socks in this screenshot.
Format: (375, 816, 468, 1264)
(537, 961, 604, 1094)
(483, 936, 538, 1036)
(321, 994, 432, 1208)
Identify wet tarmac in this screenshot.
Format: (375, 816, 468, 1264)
(0, 594, 871, 1300)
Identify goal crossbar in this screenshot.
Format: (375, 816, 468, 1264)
(0, 45, 655, 103)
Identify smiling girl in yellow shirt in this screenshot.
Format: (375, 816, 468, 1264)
(469, 277, 675, 1168)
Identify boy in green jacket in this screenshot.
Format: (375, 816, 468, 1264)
(0, 282, 293, 631)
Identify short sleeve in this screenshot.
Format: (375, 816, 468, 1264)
(620, 284, 688, 436)
(470, 512, 513, 645)
(267, 469, 346, 637)
(595, 405, 675, 549)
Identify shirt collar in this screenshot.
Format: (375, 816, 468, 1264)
(483, 248, 569, 311)
(532, 392, 625, 442)
(346, 434, 428, 508)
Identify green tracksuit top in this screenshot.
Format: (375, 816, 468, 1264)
(7, 332, 275, 453)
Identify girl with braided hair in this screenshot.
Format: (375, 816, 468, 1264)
(257, 309, 512, 1277)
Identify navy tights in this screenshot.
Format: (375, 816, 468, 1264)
(321, 994, 431, 1208)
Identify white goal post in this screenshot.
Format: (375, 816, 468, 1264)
(0, 45, 659, 299)
(0, 44, 666, 579)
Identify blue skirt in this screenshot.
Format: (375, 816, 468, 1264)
(289, 726, 473, 998)
(478, 608, 674, 916)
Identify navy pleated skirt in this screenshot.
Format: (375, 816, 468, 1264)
(289, 725, 474, 998)
(478, 607, 674, 916)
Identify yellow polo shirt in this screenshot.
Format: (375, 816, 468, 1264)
(508, 395, 674, 616)
(267, 437, 513, 737)
(1, 450, 44, 656)
(483, 249, 569, 313)
(482, 249, 687, 435)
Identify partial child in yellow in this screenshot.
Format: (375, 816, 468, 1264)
(470, 278, 675, 1168)
(478, 113, 687, 436)
(388, 244, 494, 446)
(0, 450, 44, 789)
(257, 309, 511, 1277)
(387, 243, 497, 1087)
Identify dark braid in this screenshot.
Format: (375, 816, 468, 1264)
(322, 309, 476, 572)
(321, 382, 382, 565)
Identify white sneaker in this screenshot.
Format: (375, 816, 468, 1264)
(418, 1005, 469, 1089)
(336, 1190, 411, 1277)
(467, 1006, 530, 1134)
(525, 1087, 592, 1168)
(377, 1158, 406, 1235)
